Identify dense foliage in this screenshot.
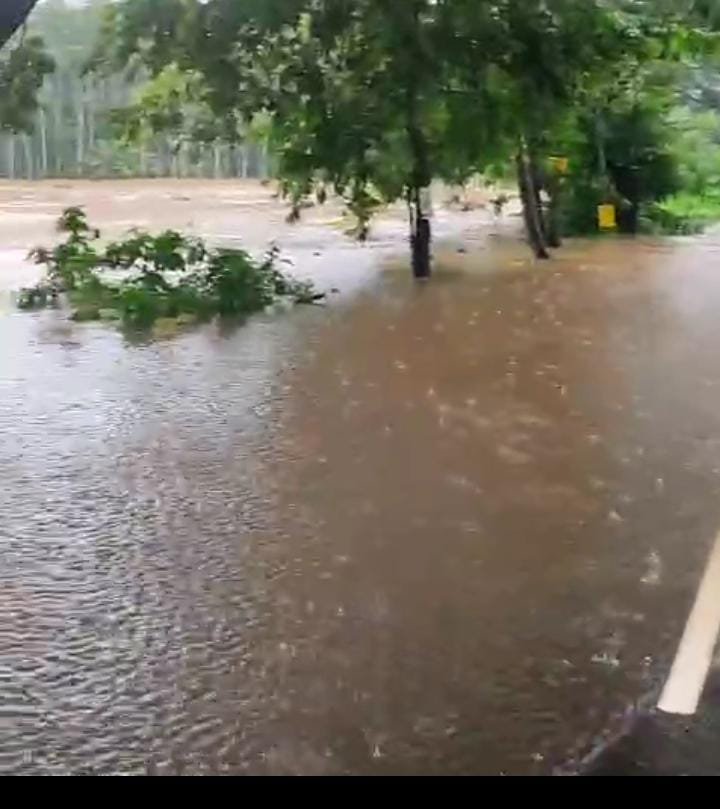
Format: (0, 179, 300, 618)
(19, 207, 316, 326)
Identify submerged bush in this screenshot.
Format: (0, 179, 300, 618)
(644, 191, 720, 235)
(20, 207, 318, 327)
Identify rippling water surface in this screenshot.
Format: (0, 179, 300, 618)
(5, 231, 720, 774)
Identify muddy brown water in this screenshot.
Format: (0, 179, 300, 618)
(3, 184, 720, 774)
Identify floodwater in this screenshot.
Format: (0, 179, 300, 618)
(3, 182, 720, 775)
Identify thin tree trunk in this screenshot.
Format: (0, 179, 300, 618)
(22, 134, 33, 180)
(241, 145, 248, 178)
(596, 112, 607, 178)
(76, 102, 85, 174)
(7, 136, 15, 180)
(213, 142, 222, 179)
(516, 144, 550, 259)
(39, 108, 48, 177)
(228, 144, 237, 177)
(88, 95, 96, 155)
(53, 92, 62, 175)
(179, 141, 190, 178)
(545, 172, 563, 248)
(139, 143, 147, 176)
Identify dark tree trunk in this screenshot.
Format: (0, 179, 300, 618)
(527, 142, 563, 248)
(407, 186, 431, 279)
(626, 204, 639, 234)
(411, 210, 431, 279)
(610, 165, 640, 235)
(403, 1, 432, 279)
(516, 146, 550, 259)
(617, 202, 639, 234)
(545, 173, 563, 248)
(528, 151, 549, 242)
(405, 120, 432, 278)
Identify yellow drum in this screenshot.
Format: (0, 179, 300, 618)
(598, 203, 617, 230)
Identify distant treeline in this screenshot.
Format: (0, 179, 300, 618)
(0, 0, 269, 180)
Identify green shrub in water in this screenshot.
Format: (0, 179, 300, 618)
(20, 207, 319, 327)
(644, 191, 720, 235)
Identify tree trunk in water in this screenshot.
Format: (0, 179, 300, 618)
(413, 215, 431, 279)
(546, 196, 562, 248)
(404, 58, 432, 279)
(408, 187, 431, 279)
(620, 203, 639, 234)
(516, 147, 550, 259)
(545, 173, 562, 248)
(528, 151, 554, 246)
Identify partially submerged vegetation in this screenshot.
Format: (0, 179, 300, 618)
(645, 191, 720, 234)
(18, 206, 318, 327)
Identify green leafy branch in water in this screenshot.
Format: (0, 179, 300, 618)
(19, 207, 319, 327)
(646, 190, 720, 234)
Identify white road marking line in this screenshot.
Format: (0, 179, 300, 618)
(658, 531, 720, 715)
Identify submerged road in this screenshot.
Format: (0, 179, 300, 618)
(2, 189, 720, 774)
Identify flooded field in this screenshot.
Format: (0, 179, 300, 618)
(0, 179, 495, 295)
(3, 181, 720, 774)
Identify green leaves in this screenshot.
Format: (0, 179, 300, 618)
(21, 207, 316, 327)
(88, 0, 720, 248)
(0, 33, 54, 133)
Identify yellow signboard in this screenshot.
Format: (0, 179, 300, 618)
(598, 203, 617, 230)
(549, 156, 569, 175)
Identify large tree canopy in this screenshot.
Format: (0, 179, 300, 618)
(98, 1, 641, 272)
(86, 1, 720, 271)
